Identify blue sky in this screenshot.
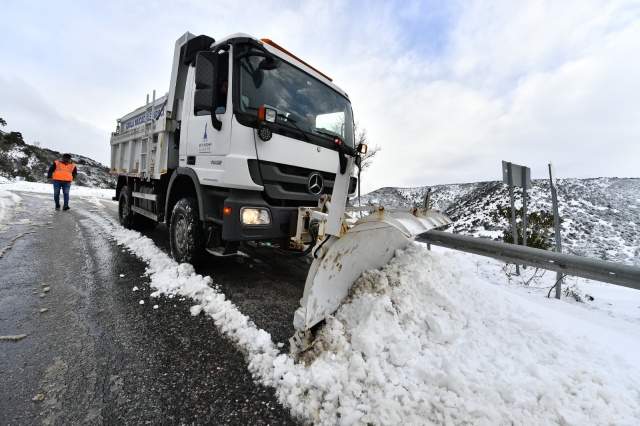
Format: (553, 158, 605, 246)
(1, 0, 638, 193)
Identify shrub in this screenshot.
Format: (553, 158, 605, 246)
(491, 205, 555, 250)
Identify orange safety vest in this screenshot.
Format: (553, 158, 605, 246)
(52, 160, 76, 182)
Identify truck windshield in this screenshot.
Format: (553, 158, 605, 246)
(236, 45, 355, 147)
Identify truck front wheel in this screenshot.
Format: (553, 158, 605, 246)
(170, 198, 207, 265)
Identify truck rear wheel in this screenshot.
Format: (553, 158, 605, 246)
(119, 185, 156, 230)
(118, 185, 136, 229)
(170, 198, 207, 265)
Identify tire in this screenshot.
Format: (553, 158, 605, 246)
(118, 185, 135, 229)
(119, 185, 157, 230)
(170, 198, 207, 265)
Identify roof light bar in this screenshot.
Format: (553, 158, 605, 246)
(261, 38, 333, 82)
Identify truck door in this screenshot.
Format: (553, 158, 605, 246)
(183, 51, 232, 184)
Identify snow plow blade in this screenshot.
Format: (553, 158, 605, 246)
(288, 154, 452, 351)
(292, 207, 451, 335)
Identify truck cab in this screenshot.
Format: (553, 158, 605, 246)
(111, 32, 358, 264)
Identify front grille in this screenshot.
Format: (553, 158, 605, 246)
(250, 160, 357, 204)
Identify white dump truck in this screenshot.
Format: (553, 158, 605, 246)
(110, 32, 451, 348)
(111, 32, 360, 262)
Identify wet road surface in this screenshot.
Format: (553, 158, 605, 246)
(0, 190, 304, 425)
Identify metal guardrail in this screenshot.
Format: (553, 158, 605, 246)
(418, 231, 640, 290)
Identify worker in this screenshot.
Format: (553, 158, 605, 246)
(220, 79, 228, 96)
(216, 79, 228, 113)
(47, 153, 77, 210)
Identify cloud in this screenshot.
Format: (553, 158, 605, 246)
(351, 0, 640, 192)
(0, 73, 110, 165)
(1, 0, 639, 193)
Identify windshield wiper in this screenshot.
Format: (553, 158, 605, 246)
(276, 114, 311, 142)
(313, 129, 342, 141)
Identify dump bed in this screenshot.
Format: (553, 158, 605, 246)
(109, 94, 175, 179)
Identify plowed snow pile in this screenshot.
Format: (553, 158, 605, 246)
(110, 221, 640, 425)
(275, 245, 640, 425)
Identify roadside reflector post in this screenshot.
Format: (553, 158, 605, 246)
(424, 187, 432, 250)
(549, 163, 563, 299)
(522, 167, 529, 253)
(504, 162, 519, 275)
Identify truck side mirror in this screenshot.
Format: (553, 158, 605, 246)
(259, 56, 281, 71)
(193, 89, 214, 111)
(194, 51, 222, 131)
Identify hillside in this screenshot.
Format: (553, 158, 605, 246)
(2, 125, 637, 267)
(357, 178, 640, 267)
(0, 129, 114, 189)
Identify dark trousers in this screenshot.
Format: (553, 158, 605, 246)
(53, 180, 72, 207)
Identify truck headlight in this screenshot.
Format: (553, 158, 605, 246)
(241, 207, 271, 225)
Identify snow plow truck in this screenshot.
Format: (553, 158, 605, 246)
(110, 32, 452, 349)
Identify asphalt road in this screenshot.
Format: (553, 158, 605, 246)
(0, 190, 305, 425)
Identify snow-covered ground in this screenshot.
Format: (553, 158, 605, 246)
(2, 178, 639, 425)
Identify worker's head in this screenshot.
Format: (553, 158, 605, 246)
(62, 153, 72, 163)
(220, 79, 228, 95)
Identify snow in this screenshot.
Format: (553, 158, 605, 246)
(0, 178, 22, 225)
(2, 179, 640, 424)
(7, 148, 27, 161)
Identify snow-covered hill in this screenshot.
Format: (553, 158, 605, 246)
(358, 178, 640, 267)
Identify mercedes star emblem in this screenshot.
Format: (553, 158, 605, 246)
(307, 172, 324, 196)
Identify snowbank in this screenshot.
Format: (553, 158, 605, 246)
(111, 223, 640, 425)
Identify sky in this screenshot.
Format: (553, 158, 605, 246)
(2, 178, 640, 424)
(1, 0, 639, 194)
